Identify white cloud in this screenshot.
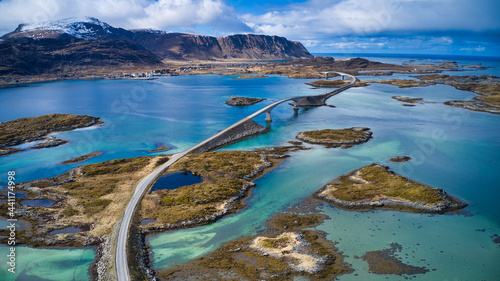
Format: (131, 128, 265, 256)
(0, 0, 250, 35)
(242, 0, 500, 39)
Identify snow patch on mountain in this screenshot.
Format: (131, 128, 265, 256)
(17, 17, 113, 39)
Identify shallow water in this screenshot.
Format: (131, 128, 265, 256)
(0, 54, 499, 280)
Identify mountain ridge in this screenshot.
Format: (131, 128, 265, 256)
(1, 17, 313, 71)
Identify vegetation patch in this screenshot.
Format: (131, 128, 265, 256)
(296, 127, 372, 147)
(315, 163, 467, 213)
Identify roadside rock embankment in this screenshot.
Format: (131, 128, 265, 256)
(192, 119, 267, 153)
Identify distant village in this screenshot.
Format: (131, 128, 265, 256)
(0, 62, 268, 84)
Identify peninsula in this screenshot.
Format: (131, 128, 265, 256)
(0, 113, 102, 156)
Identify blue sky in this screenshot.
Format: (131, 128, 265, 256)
(1, 0, 499, 57)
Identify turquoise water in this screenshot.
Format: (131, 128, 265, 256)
(1, 55, 499, 280)
(147, 81, 500, 281)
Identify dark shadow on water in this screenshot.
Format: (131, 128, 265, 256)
(50, 226, 82, 235)
(149, 172, 202, 194)
(141, 218, 156, 226)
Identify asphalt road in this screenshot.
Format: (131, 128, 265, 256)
(115, 72, 355, 281)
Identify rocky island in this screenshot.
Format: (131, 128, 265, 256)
(315, 163, 467, 213)
(296, 127, 373, 148)
(389, 155, 412, 162)
(0, 113, 102, 156)
(226, 97, 266, 106)
(391, 96, 424, 103)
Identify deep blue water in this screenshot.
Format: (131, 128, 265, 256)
(0, 54, 499, 280)
(149, 172, 202, 193)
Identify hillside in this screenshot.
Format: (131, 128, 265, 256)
(131, 31, 313, 61)
(0, 17, 313, 76)
(0, 38, 163, 76)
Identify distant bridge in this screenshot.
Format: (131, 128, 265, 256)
(115, 71, 357, 281)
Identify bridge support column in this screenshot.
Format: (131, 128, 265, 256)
(341, 75, 345, 80)
(265, 111, 272, 122)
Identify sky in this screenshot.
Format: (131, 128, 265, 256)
(0, 0, 499, 57)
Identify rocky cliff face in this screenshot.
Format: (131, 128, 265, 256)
(217, 34, 311, 60)
(131, 31, 313, 61)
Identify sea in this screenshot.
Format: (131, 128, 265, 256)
(1, 53, 499, 280)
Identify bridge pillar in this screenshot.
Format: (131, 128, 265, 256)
(325, 73, 328, 79)
(265, 111, 272, 122)
(341, 75, 345, 80)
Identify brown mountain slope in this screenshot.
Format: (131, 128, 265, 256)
(0, 38, 163, 76)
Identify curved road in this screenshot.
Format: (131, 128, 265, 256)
(115, 72, 356, 281)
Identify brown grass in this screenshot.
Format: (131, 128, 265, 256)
(323, 164, 444, 204)
(19, 155, 169, 238)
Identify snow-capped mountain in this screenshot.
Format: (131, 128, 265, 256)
(3, 17, 134, 41)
